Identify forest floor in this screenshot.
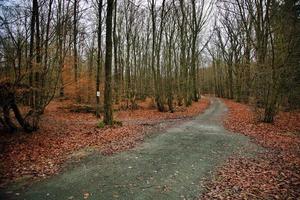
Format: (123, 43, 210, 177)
(0, 97, 210, 187)
(201, 99, 300, 199)
(0, 97, 299, 199)
(0, 98, 262, 200)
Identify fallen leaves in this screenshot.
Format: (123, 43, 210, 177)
(0, 122, 144, 186)
(115, 97, 210, 121)
(223, 99, 300, 151)
(201, 99, 300, 199)
(0, 97, 210, 187)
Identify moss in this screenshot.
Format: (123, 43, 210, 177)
(97, 121, 105, 129)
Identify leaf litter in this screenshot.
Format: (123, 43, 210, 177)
(0, 97, 210, 187)
(201, 99, 300, 199)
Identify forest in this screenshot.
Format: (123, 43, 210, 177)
(0, 0, 299, 129)
(0, 0, 299, 199)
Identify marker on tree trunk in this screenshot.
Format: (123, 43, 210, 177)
(97, 91, 100, 97)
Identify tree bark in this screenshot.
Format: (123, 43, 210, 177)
(103, 0, 114, 125)
(29, 0, 37, 107)
(96, 0, 103, 118)
(73, 0, 79, 102)
(113, 0, 119, 104)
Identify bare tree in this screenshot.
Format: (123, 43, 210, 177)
(103, 0, 114, 125)
(96, 0, 103, 118)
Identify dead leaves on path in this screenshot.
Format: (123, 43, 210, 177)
(0, 97, 210, 186)
(201, 99, 300, 200)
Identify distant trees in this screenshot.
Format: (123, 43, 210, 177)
(1, 0, 297, 132)
(205, 0, 300, 122)
(103, 0, 213, 113)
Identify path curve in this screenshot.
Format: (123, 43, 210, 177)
(2, 98, 259, 200)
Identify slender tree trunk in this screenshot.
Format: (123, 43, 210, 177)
(150, 0, 157, 105)
(96, 0, 103, 118)
(155, 0, 166, 112)
(58, 0, 64, 97)
(34, 0, 41, 110)
(227, 60, 233, 99)
(166, 29, 174, 112)
(113, 0, 119, 104)
(103, 0, 114, 125)
(191, 35, 198, 101)
(41, 0, 53, 105)
(29, 0, 36, 107)
(73, 0, 79, 102)
(88, 35, 95, 103)
(244, 37, 251, 102)
(191, 0, 199, 102)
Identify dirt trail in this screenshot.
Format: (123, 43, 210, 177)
(1, 98, 261, 200)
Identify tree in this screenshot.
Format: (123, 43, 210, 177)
(2, 0, 298, 133)
(189, 0, 212, 102)
(149, 0, 167, 111)
(0, 0, 60, 131)
(73, 0, 79, 102)
(96, 0, 103, 118)
(103, 0, 114, 125)
(203, 0, 300, 123)
(113, 0, 120, 104)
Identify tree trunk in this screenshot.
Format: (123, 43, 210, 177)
(3, 105, 17, 132)
(29, 0, 37, 107)
(103, 0, 114, 125)
(96, 0, 103, 118)
(58, 0, 65, 98)
(11, 103, 35, 132)
(34, 0, 41, 110)
(73, 0, 79, 102)
(113, 0, 119, 104)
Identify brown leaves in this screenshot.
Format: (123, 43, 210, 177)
(115, 97, 210, 121)
(0, 122, 145, 186)
(201, 99, 300, 199)
(202, 153, 300, 199)
(223, 99, 300, 151)
(0, 97, 210, 187)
